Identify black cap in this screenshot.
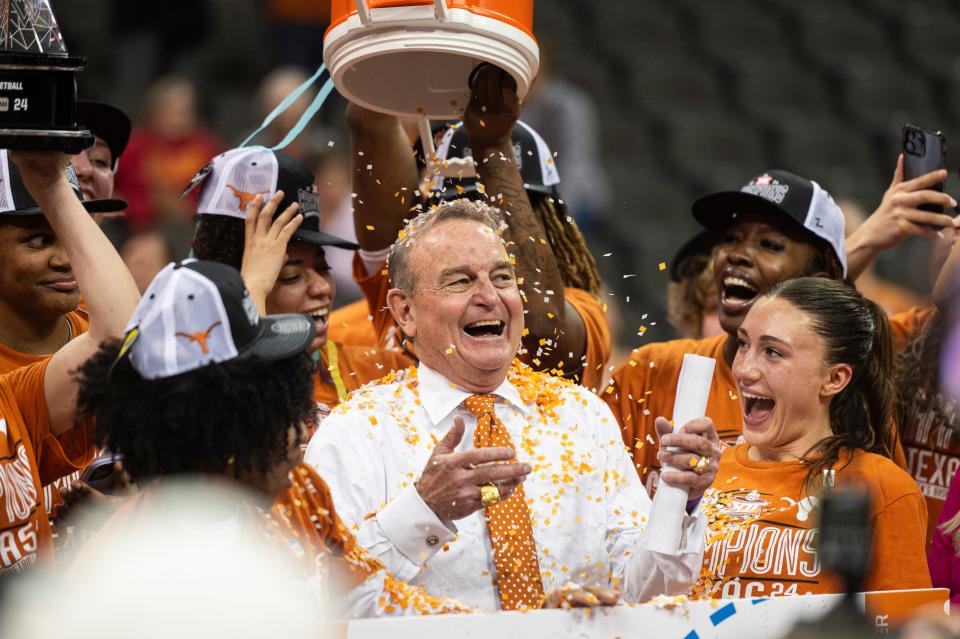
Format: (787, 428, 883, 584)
(190, 147, 359, 250)
(113, 259, 316, 381)
(429, 121, 562, 200)
(0, 149, 127, 216)
(691, 170, 848, 276)
(77, 100, 131, 168)
(274, 152, 360, 249)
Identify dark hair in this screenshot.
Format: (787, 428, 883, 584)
(191, 215, 245, 271)
(895, 311, 959, 437)
(766, 277, 895, 489)
(75, 339, 315, 482)
(806, 235, 846, 282)
(667, 253, 715, 339)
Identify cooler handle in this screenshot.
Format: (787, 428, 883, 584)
(354, 0, 449, 25)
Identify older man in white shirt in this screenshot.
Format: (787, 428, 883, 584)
(305, 200, 721, 612)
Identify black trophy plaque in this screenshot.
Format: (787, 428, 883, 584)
(0, 0, 93, 153)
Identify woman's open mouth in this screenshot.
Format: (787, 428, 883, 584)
(721, 275, 760, 311)
(463, 319, 505, 338)
(742, 390, 776, 426)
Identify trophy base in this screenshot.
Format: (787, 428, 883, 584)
(0, 128, 94, 154)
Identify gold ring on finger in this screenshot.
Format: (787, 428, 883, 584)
(691, 455, 710, 475)
(480, 483, 501, 508)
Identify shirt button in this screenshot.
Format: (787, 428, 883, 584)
(426, 535, 440, 546)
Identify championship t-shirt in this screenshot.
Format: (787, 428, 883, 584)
(697, 445, 930, 599)
(0, 359, 95, 574)
(0, 310, 92, 521)
(890, 306, 960, 544)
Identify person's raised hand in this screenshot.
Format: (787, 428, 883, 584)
(656, 416, 721, 501)
(542, 583, 620, 609)
(9, 150, 72, 199)
(240, 190, 302, 314)
(858, 154, 958, 250)
(463, 63, 521, 150)
(415, 416, 531, 522)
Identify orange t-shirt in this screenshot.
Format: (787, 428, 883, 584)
(0, 359, 95, 574)
(352, 254, 611, 387)
(697, 444, 930, 598)
(328, 299, 378, 348)
(604, 330, 910, 494)
(0, 310, 89, 374)
(0, 310, 92, 521)
(889, 306, 960, 545)
(309, 341, 413, 435)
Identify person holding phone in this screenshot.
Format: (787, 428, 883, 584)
(605, 156, 957, 495)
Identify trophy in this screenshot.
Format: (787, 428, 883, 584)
(0, 0, 93, 153)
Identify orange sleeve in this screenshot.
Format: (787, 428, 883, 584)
(564, 288, 611, 391)
(352, 253, 398, 350)
(2, 359, 95, 486)
(328, 299, 379, 348)
(603, 346, 663, 483)
(275, 463, 364, 561)
(866, 489, 932, 591)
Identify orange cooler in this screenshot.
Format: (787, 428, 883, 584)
(324, 0, 539, 118)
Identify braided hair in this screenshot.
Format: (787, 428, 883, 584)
(529, 192, 602, 298)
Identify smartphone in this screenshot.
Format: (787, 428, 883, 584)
(79, 454, 123, 495)
(902, 123, 946, 214)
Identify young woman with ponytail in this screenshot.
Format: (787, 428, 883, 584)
(695, 277, 930, 599)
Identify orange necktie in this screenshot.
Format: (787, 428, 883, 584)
(463, 394, 545, 610)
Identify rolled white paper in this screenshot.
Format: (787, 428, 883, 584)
(644, 353, 716, 554)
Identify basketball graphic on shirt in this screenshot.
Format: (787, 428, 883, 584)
(726, 490, 769, 518)
(0, 442, 38, 521)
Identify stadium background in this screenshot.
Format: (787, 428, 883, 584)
(55, 0, 960, 350)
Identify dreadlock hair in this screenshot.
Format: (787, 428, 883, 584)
(529, 191, 602, 299)
(764, 277, 895, 492)
(75, 339, 315, 484)
(191, 215, 246, 271)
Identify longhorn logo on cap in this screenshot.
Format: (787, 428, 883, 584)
(176, 321, 222, 355)
(226, 184, 264, 212)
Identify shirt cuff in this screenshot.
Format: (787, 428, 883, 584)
(376, 486, 456, 566)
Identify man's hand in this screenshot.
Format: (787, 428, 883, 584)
(655, 416, 721, 501)
(462, 63, 521, 150)
(542, 583, 620, 609)
(415, 416, 531, 521)
(240, 190, 302, 314)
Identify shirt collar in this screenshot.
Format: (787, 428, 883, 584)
(417, 362, 530, 427)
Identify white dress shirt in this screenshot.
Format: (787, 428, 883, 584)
(304, 362, 705, 612)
